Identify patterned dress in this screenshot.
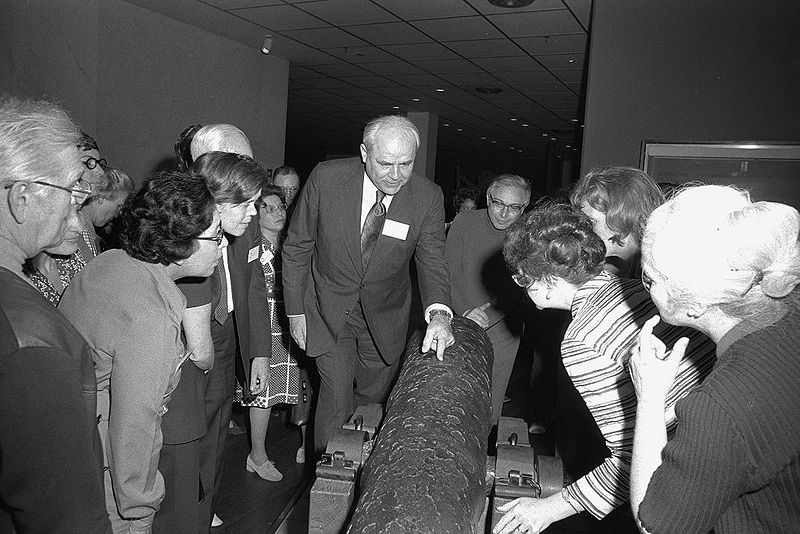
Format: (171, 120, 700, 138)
(235, 235, 299, 407)
(23, 250, 88, 306)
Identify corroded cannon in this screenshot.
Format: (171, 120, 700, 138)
(347, 316, 493, 534)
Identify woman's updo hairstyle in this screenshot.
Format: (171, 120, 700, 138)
(643, 184, 800, 318)
(503, 202, 606, 286)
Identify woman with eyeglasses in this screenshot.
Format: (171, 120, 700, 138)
(492, 202, 716, 534)
(628, 185, 800, 534)
(59, 170, 223, 533)
(235, 184, 306, 480)
(76, 131, 109, 259)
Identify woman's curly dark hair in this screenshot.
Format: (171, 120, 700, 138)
(503, 202, 607, 286)
(120, 170, 216, 265)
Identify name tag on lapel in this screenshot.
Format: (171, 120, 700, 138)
(382, 219, 410, 240)
(247, 246, 260, 263)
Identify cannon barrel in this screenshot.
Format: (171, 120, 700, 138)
(347, 316, 493, 534)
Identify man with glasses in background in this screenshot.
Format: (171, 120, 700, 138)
(445, 174, 531, 424)
(0, 96, 110, 532)
(272, 165, 301, 218)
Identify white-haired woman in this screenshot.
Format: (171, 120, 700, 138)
(630, 185, 800, 533)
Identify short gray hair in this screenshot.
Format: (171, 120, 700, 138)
(0, 96, 82, 188)
(488, 174, 531, 203)
(191, 123, 253, 160)
(643, 184, 800, 318)
(362, 115, 420, 153)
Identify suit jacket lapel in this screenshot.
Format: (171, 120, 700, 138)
(365, 175, 414, 275)
(344, 162, 366, 276)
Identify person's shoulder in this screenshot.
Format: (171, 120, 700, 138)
(310, 157, 361, 179)
(457, 209, 486, 224)
(0, 268, 82, 353)
(410, 170, 441, 193)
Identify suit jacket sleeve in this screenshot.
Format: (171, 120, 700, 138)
(413, 183, 451, 310)
(444, 212, 470, 316)
(282, 162, 320, 315)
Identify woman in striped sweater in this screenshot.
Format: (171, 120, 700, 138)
(494, 203, 716, 534)
(630, 185, 800, 533)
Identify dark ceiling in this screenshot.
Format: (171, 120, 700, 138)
(130, 0, 591, 165)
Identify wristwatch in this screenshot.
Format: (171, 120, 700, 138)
(428, 309, 453, 323)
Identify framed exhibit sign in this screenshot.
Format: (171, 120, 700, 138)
(640, 141, 800, 208)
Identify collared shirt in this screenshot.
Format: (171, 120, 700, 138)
(359, 173, 450, 323)
(360, 173, 395, 232)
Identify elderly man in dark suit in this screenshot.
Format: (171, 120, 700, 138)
(0, 96, 109, 532)
(283, 115, 455, 453)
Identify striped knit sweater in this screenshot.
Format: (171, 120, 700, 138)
(561, 271, 716, 518)
(639, 289, 800, 533)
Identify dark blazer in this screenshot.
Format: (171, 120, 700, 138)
(0, 269, 109, 533)
(282, 157, 450, 362)
(167, 217, 270, 443)
(213, 216, 271, 378)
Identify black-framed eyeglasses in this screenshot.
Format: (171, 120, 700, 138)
(260, 202, 287, 215)
(82, 156, 108, 171)
(3, 177, 93, 205)
(196, 224, 225, 246)
(489, 195, 525, 214)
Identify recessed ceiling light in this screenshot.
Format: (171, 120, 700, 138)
(517, 149, 523, 153)
(550, 137, 556, 141)
(491, 140, 497, 143)
(435, 88, 445, 92)
(522, 123, 529, 127)
(392, 106, 399, 109)
(571, 118, 579, 123)
(568, 58, 576, 64)
(541, 133, 548, 137)
(480, 136, 487, 140)
(566, 145, 572, 148)
(510, 146, 515, 149)
(412, 98, 420, 102)
(510, 118, 518, 122)
(457, 128, 463, 132)
(580, 124, 585, 128)
(443, 123, 450, 127)
(488, 0, 534, 7)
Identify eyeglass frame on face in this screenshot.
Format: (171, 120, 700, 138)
(258, 200, 287, 215)
(489, 195, 525, 214)
(512, 271, 537, 289)
(196, 224, 225, 247)
(82, 156, 108, 171)
(3, 176, 93, 206)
